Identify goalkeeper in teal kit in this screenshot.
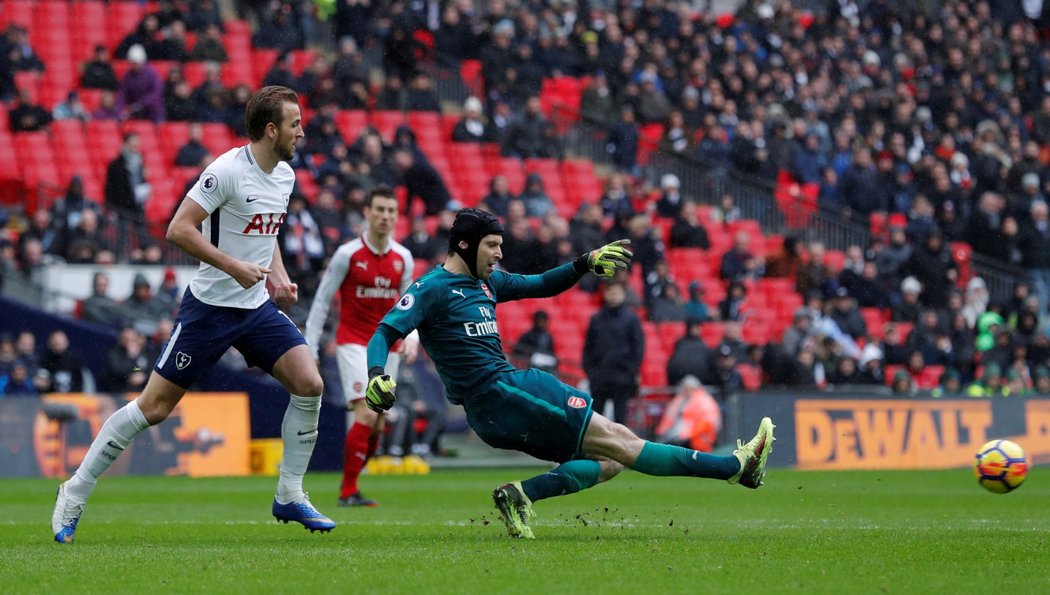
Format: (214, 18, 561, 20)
(365, 208, 774, 538)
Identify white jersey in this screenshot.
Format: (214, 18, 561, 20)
(186, 145, 295, 309)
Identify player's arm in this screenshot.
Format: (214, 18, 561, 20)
(494, 240, 634, 302)
(395, 251, 420, 363)
(303, 246, 350, 360)
(365, 323, 405, 412)
(167, 198, 270, 289)
(268, 242, 298, 310)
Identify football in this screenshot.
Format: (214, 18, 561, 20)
(973, 439, 1028, 494)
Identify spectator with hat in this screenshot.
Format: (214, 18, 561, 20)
(116, 44, 165, 122)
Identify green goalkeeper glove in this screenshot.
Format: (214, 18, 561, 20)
(575, 239, 633, 278)
(365, 367, 397, 412)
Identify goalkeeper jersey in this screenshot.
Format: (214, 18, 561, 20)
(374, 262, 581, 404)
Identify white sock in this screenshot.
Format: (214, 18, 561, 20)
(276, 394, 320, 504)
(65, 400, 150, 502)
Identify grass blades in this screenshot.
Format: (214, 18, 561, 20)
(3, 468, 1048, 594)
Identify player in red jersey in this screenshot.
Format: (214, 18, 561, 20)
(304, 186, 417, 506)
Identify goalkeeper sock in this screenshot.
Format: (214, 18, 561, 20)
(66, 399, 150, 502)
(339, 422, 371, 499)
(521, 460, 602, 502)
(276, 394, 320, 504)
(630, 441, 740, 480)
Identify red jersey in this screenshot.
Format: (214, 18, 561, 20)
(305, 235, 414, 354)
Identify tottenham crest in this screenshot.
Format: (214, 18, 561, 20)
(175, 351, 192, 370)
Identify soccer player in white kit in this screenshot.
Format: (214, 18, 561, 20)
(52, 86, 336, 543)
(304, 186, 417, 507)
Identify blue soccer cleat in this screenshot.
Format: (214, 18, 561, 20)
(272, 494, 336, 533)
(51, 483, 85, 544)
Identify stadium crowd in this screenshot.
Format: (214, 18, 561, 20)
(4, 0, 1050, 399)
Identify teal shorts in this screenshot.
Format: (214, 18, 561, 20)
(464, 368, 594, 463)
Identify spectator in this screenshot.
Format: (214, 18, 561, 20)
(658, 110, 692, 157)
(837, 147, 882, 215)
(0, 361, 37, 396)
(636, 69, 672, 124)
(792, 133, 827, 184)
(51, 176, 103, 233)
(80, 272, 121, 326)
(891, 276, 923, 324)
(281, 196, 326, 289)
(52, 91, 90, 122)
(965, 192, 1004, 258)
(101, 327, 151, 392)
(583, 281, 644, 425)
(902, 230, 957, 309)
(405, 73, 441, 112)
(710, 193, 741, 226)
(164, 80, 195, 121)
(115, 14, 162, 59)
(512, 311, 558, 375)
(700, 343, 744, 397)
(828, 288, 867, 340)
(387, 149, 452, 217)
(2, 24, 44, 75)
(116, 44, 165, 122)
(19, 209, 60, 257)
(1019, 200, 1050, 312)
(123, 273, 172, 336)
(666, 319, 710, 386)
(503, 96, 552, 159)
(40, 330, 84, 393)
(720, 232, 763, 282)
(153, 19, 188, 62)
(891, 369, 915, 396)
(669, 201, 711, 249)
(875, 225, 913, 297)
(825, 356, 861, 386)
(781, 308, 813, 357)
(61, 209, 113, 264)
(718, 281, 747, 322)
(478, 175, 514, 219)
(400, 216, 443, 262)
(517, 174, 554, 219)
(683, 282, 711, 322)
(654, 174, 684, 219)
(857, 344, 885, 385)
(580, 72, 615, 126)
(451, 96, 489, 143)
(188, 23, 228, 62)
(174, 122, 210, 167)
(650, 283, 688, 323)
(105, 132, 151, 222)
(843, 260, 891, 309)
(764, 236, 802, 280)
(263, 52, 297, 89)
(0, 333, 16, 376)
(252, 4, 302, 52)
(8, 88, 51, 132)
(79, 45, 118, 91)
(605, 105, 640, 174)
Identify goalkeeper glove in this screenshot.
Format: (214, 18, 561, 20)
(365, 367, 397, 412)
(574, 239, 633, 278)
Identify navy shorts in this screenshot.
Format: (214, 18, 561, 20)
(154, 289, 306, 388)
(464, 368, 595, 463)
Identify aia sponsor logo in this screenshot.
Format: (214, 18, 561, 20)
(567, 396, 587, 409)
(242, 212, 286, 235)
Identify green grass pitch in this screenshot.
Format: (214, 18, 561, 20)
(3, 468, 1048, 594)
